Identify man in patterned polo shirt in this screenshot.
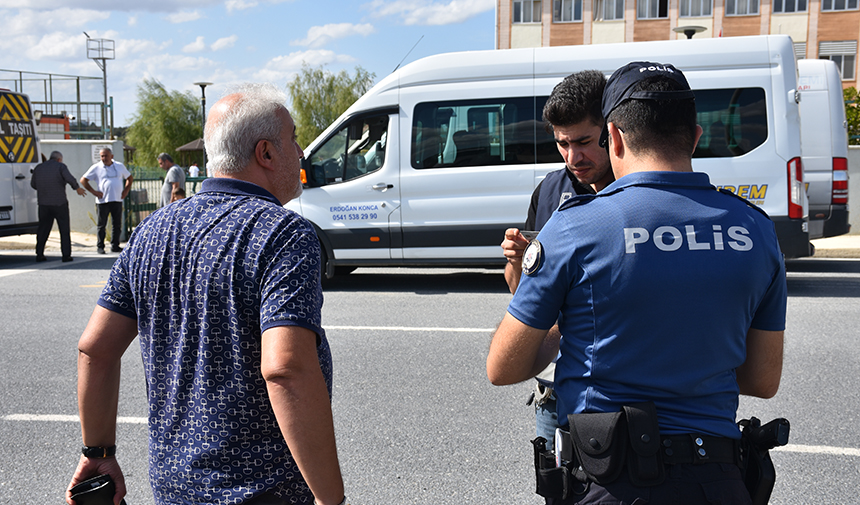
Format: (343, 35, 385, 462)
(67, 84, 345, 505)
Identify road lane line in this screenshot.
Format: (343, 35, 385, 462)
(774, 444, 860, 457)
(3, 415, 859, 457)
(3, 414, 146, 424)
(326, 325, 495, 332)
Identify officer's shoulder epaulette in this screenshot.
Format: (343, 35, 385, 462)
(558, 186, 624, 212)
(715, 187, 771, 219)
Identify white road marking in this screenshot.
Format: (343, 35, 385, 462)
(3, 414, 146, 424)
(326, 325, 494, 333)
(774, 444, 860, 457)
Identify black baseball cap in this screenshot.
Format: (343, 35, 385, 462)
(599, 61, 695, 147)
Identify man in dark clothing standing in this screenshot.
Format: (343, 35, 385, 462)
(30, 150, 86, 262)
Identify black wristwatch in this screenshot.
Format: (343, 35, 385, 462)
(81, 445, 116, 458)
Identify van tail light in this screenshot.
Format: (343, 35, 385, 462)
(787, 157, 804, 220)
(300, 168, 307, 185)
(832, 157, 848, 205)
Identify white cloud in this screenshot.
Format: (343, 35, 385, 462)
(225, 0, 257, 11)
(211, 35, 238, 51)
(291, 23, 375, 49)
(0, 0, 221, 12)
(225, 0, 292, 12)
(115, 38, 169, 58)
(169, 10, 202, 23)
(6, 8, 109, 36)
(128, 14, 138, 26)
(366, 0, 494, 25)
(183, 36, 207, 53)
(25, 32, 83, 60)
(253, 49, 356, 83)
(24, 32, 76, 60)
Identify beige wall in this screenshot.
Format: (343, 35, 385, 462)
(770, 12, 809, 43)
(40, 140, 125, 234)
(511, 23, 543, 48)
(592, 20, 626, 44)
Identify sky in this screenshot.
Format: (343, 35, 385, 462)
(0, 0, 497, 127)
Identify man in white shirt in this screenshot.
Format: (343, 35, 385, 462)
(80, 148, 133, 254)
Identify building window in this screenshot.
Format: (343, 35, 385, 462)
(514, 0, 543, 23)
(794, 42, 807, 60)
(822, 55, 856, 79)
(594, 0, 625, 20)
(773, 0, 807, 12)
(820, 41, 857, 80)
(821, 0, 858, 10)
(638, 0, 668, 17)
(680, 0, 712, 16)
(725, 0, 759, 15)
(554, 0, 583, 21)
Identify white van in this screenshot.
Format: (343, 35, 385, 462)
(797, 58, 850, 239)
(0, 89, 40, 237)
(289, 34, 808, 278)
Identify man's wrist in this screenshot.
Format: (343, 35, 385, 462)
(81, 445, 116, 458)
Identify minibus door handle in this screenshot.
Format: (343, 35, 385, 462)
(372, 183, 394, 192)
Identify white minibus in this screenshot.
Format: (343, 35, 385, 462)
(797, 58, 850, 239)
(289, 34, 808, 278)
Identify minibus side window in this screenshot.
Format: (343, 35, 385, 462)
(693, 88, 768, 158)
(307, 114, 389, 185)
(412, 97, 542, 169)
(535, 96, 562, 164)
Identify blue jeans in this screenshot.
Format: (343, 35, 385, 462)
(535, 388, 559, 451)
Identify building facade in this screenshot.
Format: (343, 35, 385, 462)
(497, 0, 859, 88)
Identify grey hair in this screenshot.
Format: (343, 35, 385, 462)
(157, 152, 173, 163)
(204, 83, 289, 175)
(49, 151, 63, 161)
(100, 147, 113, 155)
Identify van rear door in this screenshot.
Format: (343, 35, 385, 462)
(0, 90, 39, 236)
(797, 58, 851, 239)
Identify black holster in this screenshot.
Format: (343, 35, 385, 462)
(738, 417, 790, 505)
(532, 402, 664, 501)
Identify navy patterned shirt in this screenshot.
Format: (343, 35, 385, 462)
(98, 178, 331, 505)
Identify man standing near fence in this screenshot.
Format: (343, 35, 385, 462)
(157, 152, 186, 207)
(80, 148, 133, 254)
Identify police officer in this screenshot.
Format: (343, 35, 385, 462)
(500, 70, 614, 459)
(487, 62, 786, 504)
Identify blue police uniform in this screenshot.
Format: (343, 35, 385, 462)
(526, 167, 593, 231)
(509, 171, 787, 439)
(523, 168, 593, 454)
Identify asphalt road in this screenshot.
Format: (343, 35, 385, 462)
(0, 252, 858, 504)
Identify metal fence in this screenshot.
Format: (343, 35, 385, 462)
(124, 165, 207, 238)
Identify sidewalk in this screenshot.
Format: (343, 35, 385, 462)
(2, 230, 859, 258)
(0, 230, 101, 253)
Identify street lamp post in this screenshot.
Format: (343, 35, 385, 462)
(193, 81, 213, 174)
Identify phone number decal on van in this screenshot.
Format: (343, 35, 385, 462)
(716, 185, 767, 206)
(330, 204, 379, 222)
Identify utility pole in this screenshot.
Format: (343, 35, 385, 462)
(85, 34, 115, 140)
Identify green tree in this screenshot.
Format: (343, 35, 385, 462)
(126, 79, 203, 168)
(844, 87, 860, 146)
(287, 64, 376, 149)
